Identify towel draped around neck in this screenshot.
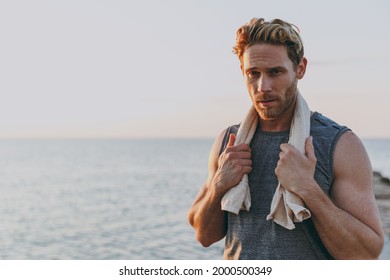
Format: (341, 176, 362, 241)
(220, 92, 311, 230)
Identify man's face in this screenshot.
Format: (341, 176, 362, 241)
(242, 44, 306, 122)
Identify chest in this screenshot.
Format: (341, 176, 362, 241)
(247, 129, 332, 214)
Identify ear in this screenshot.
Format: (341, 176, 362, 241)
(296, 57, 307, 80)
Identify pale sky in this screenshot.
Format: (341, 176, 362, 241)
(1, 0, 389, 139)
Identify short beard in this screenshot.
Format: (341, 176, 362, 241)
(257, 80, 298, 121)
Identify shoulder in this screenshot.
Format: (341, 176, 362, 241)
(330, 130, 381, 230)
(311, 112, 349, 134)
(310, 112, 350, 162)
(310, 112, 350, 154)
(333, 130, 372, 182)
(331, 130, 374, 209)
(310, 112, 351, 180)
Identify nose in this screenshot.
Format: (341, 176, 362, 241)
(257, 75, 272, 94)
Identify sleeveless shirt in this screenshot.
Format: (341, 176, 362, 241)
(220, 112, 349, 259)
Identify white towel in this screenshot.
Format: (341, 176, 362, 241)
(221, 92, 311, 230)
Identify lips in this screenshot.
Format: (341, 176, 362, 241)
(257, 99, 276, 107)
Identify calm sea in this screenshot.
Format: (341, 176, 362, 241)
(0, 138, 389, 259)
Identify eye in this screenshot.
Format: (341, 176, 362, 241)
(270, 68, 282, 75)
(247, 70, 260, 78)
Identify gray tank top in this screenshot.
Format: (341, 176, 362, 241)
(220, 112, 349, 259)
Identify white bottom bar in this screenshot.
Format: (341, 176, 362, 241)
(0, 260, 388, 280)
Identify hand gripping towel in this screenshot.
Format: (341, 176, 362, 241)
(221, 92, 311, 230)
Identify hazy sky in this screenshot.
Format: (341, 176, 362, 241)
(1, 0, 389, 139)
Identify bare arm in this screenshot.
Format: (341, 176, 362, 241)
(188, 130, 252, 247)
(276, 132, 384, 259)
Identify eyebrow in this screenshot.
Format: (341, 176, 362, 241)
(245, 65, 287, 72)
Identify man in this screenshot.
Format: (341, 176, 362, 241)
(188, 18, 384, 259)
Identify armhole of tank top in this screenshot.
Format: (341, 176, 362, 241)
(219, 126, 232, 156)
(219, 126, 233, 233)
(329, 126, 351, 189)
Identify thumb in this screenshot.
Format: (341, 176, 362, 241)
(305, 136, 316, 160)
(227, 133, 236, 148)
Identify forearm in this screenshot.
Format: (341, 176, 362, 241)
(302, 184, 384, 259)
(189, 133, 252, 247)
(188, 181, 226, 247)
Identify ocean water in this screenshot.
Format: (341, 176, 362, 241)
(362, 139, 390, 179)
(0, 138, 389, 260)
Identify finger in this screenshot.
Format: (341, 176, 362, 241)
(240, 165, 252, 174)
(227, 133, 236, 148)
(233, 143, 251, 152)
(235, 151, 252, 159)
(239, 159, 252, 166)
(231, 158, 252, 165)
(279, 143, 291, 152)
(226, 150, 251, 159)
(305, 136, 316, 160)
